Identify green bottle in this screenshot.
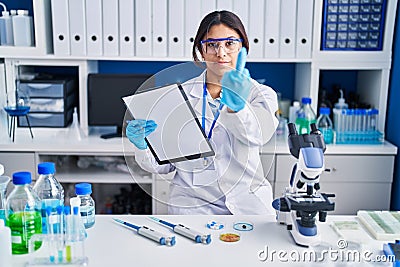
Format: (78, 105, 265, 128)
(295, 97, 316, 134)
(5, 172, 42, 254)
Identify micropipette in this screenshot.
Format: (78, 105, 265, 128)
(149, 217, 211, 244)
(112, 218, 176, 246)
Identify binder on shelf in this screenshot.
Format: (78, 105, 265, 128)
(264, 0, 280, 58)
(85, 0, 103, 56)
(152, 0, 167, 58)
(216, 0, 233, 11)
(119, 0, 135, 57)
(51, 0, 70, 55)
(68, 0, 87, 56)
(168, 0, 185, 58)
(102, 0, 119, 56)
(248, 0, 264, 58)
(279, 0, 297, 58)
(135, 0, 152, 57)
(184, 0, 201, 58)
(233, 0, 249, 30)
(296, 0, 313, 59)
(200, 0, 216, 19)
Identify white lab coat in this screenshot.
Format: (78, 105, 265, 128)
(133, 71, 279, 215)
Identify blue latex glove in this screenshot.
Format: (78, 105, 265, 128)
(220, 47, 253, 112)
(126, 119, 157, 150)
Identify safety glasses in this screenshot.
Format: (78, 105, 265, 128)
(200, 38, 243, 55)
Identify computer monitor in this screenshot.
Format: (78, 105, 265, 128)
(87, 73, 154, 139)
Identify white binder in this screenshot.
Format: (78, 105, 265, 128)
(152, 0, 167, 57)
(200, 0, 216, 18)
(279, 0, 297, 58)
(264, 0, 280, 58)
(296, 0, 314, 59)
(102, 0, 119, 56)
(216, 0, 233, 11)
(119, 0, 135, 57)
(135, 0, 152, 57)
(68, 0, 86, 56)
(233, 0, 249, 30)
(85, 0, 103, 56)
(168, 0, 185, 58)
(184, 0, 201, 58)
(248, 0, 264, 58)
(51, 0, 70, 56)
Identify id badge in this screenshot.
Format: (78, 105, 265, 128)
(192, 161, 217, 186)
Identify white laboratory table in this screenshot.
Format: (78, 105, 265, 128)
(11, 214, 395, 267)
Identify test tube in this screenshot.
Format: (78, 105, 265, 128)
(361, 109, 366, 142)
(56, 206, 64, 263)
(46, 206, 56, 263)
(64, 206, 72, 263)
(370, 109, 379, 131)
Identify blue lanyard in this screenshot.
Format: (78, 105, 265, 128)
(202, 82, 224, 140)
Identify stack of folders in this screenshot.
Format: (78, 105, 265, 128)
(357, 210, 400, 240)
(50, 0, 317, 59)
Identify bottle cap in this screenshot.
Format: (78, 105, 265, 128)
(2, 11, 9, 17)
(12, 171, 32, 185)
(301, 97, 311, 104)
(64, 206, 71, 215)
(38, 162, 56, 175)
(293, 101, 300, 107)
(319, 107, 331, 115)
(371, 109, 379, 115)
(75, 183, 92, 195)
(17, 10, 25, 15)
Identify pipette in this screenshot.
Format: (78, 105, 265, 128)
(112, 218, 176, 246)
(149, 217, 211, 244)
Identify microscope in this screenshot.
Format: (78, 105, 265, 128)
(273, 122, 335, 247)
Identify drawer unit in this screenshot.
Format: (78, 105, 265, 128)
(18, 76, 77, 127)
(276, 155, 394, 183)
(275, 154, 395, 214)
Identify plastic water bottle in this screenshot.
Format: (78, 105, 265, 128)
(5, 172, 42, 254)
(0, 11, 14, 46)
(317, 107, 334, 144)
(288, 100, 300, 123)
(12, 10, 34, 46)
(333, 89, 348, 132)
(0, 175, 10, 222)
(295, 97, 316, 134)
(75, 183, 95, 229)
(33, 162, 64, 234)
(0, 219, 12, 266)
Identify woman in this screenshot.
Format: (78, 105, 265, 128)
(126, 10, 278, 215)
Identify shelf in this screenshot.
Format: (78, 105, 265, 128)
(55, 166, 152, 184)
(0, 53, 313, 63)
(0, 0, 53, 57)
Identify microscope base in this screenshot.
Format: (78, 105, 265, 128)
(283, 211, 321, 247)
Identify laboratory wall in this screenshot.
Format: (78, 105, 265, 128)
(387, 2, 400, 210)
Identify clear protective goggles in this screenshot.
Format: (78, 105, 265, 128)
(200, 38, 243, 55)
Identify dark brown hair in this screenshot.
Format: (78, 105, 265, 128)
(192, 10, 249, 62)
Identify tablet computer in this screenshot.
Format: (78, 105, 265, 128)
(122, 83, 215, 164)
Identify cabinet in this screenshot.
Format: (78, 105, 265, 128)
(0, 0, 398, 215)
(274, 153, 395, 215)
